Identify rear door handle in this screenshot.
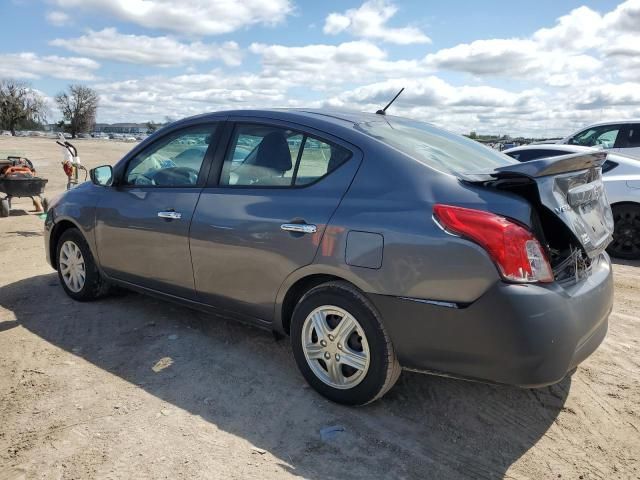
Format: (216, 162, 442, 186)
(158, 211, 182, 220)
(280, 223, 317, 234)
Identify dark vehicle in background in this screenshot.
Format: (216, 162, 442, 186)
(504, 144, 640, 260)
(44, 110, 614, 405)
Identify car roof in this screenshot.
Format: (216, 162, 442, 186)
(579, 119, 640, 128)
(180, 108, 411, 129)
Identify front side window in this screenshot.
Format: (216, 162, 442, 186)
(124, 125, 216, 186)
(221, 124, 351, 187)
(569, 125, 620, 148)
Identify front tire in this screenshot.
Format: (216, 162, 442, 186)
(290, 281, 401, 405)
(56, 228, 109, 301)
(607, 204, 640, 260)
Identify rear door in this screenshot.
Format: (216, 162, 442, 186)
(95, 123, 220, 298)
(189, 119, 361, 322)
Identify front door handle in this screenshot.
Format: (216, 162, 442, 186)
(158, 211, 182, 220)
(281, 223, 317, 234)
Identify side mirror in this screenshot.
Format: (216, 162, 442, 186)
(90, 165, 113, 186)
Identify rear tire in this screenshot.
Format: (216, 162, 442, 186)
(0, 198, 9, 217)
(607, 204, 640, 260)
(56, 228, 110, 301)
(290, 281, 401, 405)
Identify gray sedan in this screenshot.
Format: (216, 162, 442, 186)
(44, 109, 614, 405)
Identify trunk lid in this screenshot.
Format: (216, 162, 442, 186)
(463, 151, 614, 259)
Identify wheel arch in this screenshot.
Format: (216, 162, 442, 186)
(49, 219, 82, 269)
(274, 266, 373, 336)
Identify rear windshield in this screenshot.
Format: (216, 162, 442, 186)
(356, 118, 517, 175)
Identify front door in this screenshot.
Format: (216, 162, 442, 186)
(189, 121, 361, 321)
(95, 123, 219, 298)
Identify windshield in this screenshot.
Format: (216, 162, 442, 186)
(357, 118, 517, 175)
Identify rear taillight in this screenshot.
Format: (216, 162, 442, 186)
(433, 204, 553, 284)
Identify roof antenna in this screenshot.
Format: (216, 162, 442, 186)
(376, 87, 404, 115)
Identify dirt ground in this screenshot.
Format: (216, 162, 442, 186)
(0, 136, 639, 480)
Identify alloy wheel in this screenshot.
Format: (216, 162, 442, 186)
(59, 240, 86, 293)
(301, 305, 371, 389)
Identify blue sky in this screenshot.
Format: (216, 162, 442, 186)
(1, 0, 638, 136)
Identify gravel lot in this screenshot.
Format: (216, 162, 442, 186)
(1, 137, 639, 479)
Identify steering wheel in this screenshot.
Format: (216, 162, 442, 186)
(151, 166, 199, 186)
(135, 173, 157, 186)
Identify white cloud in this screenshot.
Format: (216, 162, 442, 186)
(324, 14, 351, 35)
(423, 38, 602, 84)
(249, 41, 426, 88)
(602, 0, 640, 32)
(422, 1, 640, 88)
(29, 0, 640, 137)
(46, 10, 70, 26)
(573, 83, 640, 110)
(532, 6, 603, 51)
(325, 77, 540, 111)
(322, 78, 640, 137)
(323, 0, 431, 45)
(50, 28, 242, 67)
(0, 53, 99, 80)
(53, 0, 293, 35)
(92, 70, 297, 122)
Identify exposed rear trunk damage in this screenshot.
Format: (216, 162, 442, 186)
(462, 151, 614, 284)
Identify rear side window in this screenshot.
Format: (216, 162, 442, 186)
(357, 118, 516, 175)
(295, 137, 351, 186)
(221, 123, 351, 187)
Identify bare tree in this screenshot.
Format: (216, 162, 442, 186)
(0, 79, 47, 135)
(55, 84, 99, 138)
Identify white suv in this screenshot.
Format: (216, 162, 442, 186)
(559, 120, 640, 159)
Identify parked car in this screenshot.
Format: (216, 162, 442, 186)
(44, 110, 614, 405)
(557, 120, 640, 159)
(504, 144, 640, 259)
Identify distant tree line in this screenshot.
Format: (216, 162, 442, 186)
(0, 78, 99, 138)
(464, 131, 559, 144)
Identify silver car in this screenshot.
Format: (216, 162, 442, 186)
(45, 110, 615, 405)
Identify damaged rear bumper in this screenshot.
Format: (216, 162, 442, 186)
(369, 253, 613, 387)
